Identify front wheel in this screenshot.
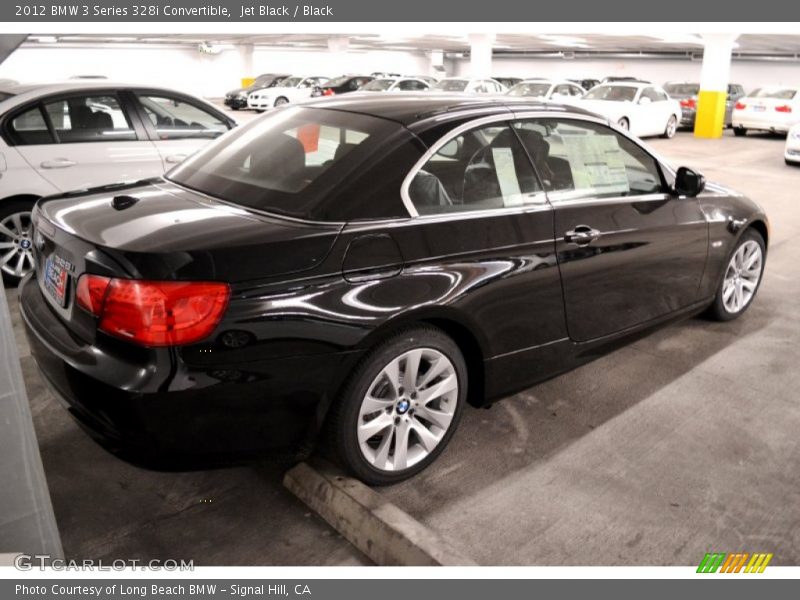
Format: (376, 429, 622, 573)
(734, 127, 747, 137)
(0, 199, 37, 285)
(707, 229, 765, 321)
(662, 115, 678, 139)
(328, 326, 467, 485)
(274, 97, 289, 107)
(617, 117, 630, 131)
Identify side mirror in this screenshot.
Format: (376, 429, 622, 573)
(674, 166, 706, 197)
(639, 96, 652, 105)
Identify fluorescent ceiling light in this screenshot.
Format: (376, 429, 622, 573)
(537, 35, 589, 48)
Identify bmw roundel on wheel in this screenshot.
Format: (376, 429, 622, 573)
(20, 95, 769, 485)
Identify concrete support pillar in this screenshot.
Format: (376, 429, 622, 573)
(695, 33, 739, 139)
(237, 43, 255, 88)
(429, 49, 444, 78)
(468, 33, 494, 79)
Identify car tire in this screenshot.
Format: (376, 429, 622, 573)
(328, 325, 467, 485)
(0, 198, 37, 286)
(706, 229, 766, 322)
(662, 115, 678, 139)
(617, 117, 630, 131)
(274, 97, 289, 106)
(734, 127, 747, 137)
(230, 106, 240, 111)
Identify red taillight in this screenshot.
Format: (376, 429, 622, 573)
(680, 98, 697, 109)
(76, 274, 111, 315)
(735, 102, 747, 110)
(323, 89, 335, 96)
(76, 275, 230, 347)
(776, 105, 793, 113)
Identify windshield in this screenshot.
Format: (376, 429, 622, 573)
(279, 77, 302, 88)
(584, 85, 638, 102)
(324, 76, 352, 87)
(507, 82, 551, 97)
(664, 83, 700, 95)
(252, 75, 276, 87)
(432, 79, 469, 92)
(361, 79, 396, 91)
(753, 88, 797, 100)
(167, 106, 401, 220)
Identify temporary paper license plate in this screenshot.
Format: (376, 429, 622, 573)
(44, 256, 70, 307)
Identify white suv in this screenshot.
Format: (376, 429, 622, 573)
(0, 81, 235, 282)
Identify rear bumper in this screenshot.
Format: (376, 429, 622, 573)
(732, 112, 797, 133)
(19, 275, 359, 463)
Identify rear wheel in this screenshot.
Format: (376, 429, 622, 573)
(662, 115, 677, 139)
(328, 326, 467, 485)
(734, 127, 747, 137)
(707, 229, 765, 321)
(617, 117, 630, 131)
(0, 199, 36, 285)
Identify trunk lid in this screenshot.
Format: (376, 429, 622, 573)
(32, 178, 342, 340)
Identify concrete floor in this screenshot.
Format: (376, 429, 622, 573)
(8, 115, 800, 565)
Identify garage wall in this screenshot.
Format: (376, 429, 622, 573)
(0, 44, 431, 98)
(456, 57, 800, 91)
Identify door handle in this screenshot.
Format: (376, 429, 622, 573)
(40, 159, 76, 169)
(565, 225, 602, 246)
(165, 154, 187, 164)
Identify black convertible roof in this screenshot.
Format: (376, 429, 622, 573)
(304, 93, 604, 127)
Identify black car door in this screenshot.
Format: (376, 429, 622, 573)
(363, 120, 567, 374)
(512, 116, 708, 342)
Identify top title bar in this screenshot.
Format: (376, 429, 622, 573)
(3, 0, 800, 22)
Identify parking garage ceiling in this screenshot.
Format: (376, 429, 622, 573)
(21, 33, 800, 59)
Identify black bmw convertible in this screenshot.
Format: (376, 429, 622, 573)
(20, 95, 768, 484)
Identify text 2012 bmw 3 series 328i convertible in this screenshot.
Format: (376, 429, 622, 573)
(20, 95, 769, 484)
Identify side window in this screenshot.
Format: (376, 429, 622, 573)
(570, 85, 584, 96)
(553, 84, 573, 97)
(408, 123, 545, 215)
(8, 105, 54, 145)
(640, 88, 659, 103)
(43, 94, 136, 143)
(652, 89, 668, 102)
(512, 118, 664, 201)
(137, 95, 229, 140)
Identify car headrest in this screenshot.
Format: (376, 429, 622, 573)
(70, 105, 95, 129)
(249, 134, 306, 182)
(514, 128, 551, 164)
(92, 111, 113, 130)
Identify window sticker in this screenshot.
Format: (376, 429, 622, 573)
(491, 147, 524, 206)
(561, 134, 630, 196)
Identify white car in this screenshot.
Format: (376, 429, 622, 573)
(572, 82, 682, 138)
(732, 87, 800, 136)
(428, 77, 507, 94)
(357, 77, 431, 92)
(506, 79, 586, 101)
(786, 123, 800, 165)
(0, 81, 235, 282)
(246, 76, 329, 111)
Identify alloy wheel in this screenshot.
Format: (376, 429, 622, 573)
(722, 240, 763, 314)
(0, 210, 34, 279)
(665, 116, 677, 138)
(357, 348, 458, 472)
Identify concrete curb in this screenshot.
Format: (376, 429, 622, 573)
(283, 460, 477, 566)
